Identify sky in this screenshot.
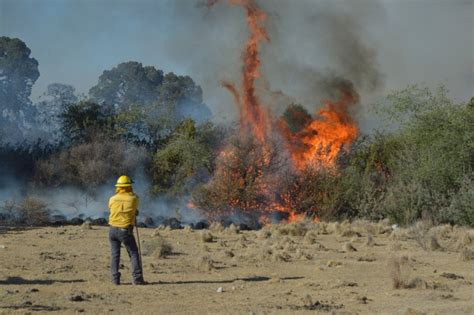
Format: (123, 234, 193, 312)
(1, 0, 473, 128)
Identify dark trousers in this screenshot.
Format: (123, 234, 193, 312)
(109, 226, 143, 284)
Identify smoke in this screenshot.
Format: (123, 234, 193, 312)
(0, 170, 204, 225)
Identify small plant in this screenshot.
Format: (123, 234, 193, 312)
(389, 255, 410, 289)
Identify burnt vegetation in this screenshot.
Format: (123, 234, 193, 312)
(0, 36, 473, 227)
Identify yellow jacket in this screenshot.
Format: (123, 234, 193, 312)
(108, 192, 139, 228)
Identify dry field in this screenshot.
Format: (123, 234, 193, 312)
(0, 220, 473, 314)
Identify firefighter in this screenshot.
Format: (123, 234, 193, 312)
(108, 175, 145, 285)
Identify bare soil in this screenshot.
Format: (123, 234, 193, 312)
(0, 221, 473, 314)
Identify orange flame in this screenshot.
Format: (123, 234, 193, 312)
(281, 90, 359, 170)
(211, 0, 269, 143)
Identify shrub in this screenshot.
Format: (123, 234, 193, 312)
(35, 136, 149, 189)
(1, 197, 50, 226)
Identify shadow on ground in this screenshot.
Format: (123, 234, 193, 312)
(0, 276, 85, 285)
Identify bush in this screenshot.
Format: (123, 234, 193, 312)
(1, 197, 50, 226)
(35, 136, 149, 189)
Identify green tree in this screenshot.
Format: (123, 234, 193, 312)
(0, 37, 40, 142)
(151, 119, 220, 196)
(60, 101, 116, 143)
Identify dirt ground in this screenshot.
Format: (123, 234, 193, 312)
(0, 220, 473, 314)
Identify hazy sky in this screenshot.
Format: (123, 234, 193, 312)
(1, 0, 473, 125)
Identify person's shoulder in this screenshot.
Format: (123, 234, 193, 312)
(109, 194, 119, 201)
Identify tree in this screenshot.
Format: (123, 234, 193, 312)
(36, 83, 78, 144)
(150, 119, 220, 196)
(89, 61, 163, 108)
(89, 62, 212, 142)
(0, 37, 40, 142)
(60, 101, 116, 143)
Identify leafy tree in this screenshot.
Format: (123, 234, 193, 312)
(89, 62, 212, 141)
(89, 61, 163, 108)
(60, 101, 116, 143)
(0, 37, 40, 142)
(151, 119, 221, 196)
(36, 83, 78, 144)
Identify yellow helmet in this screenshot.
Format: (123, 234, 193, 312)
(115, 175, 133, 187)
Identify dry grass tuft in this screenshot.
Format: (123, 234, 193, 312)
(389, 229, 409, 241)
(303, 231, 318, 245)
(366, 234, 375, 247)
(195, 255, 215, 271)
(209, 222, 224, 233)
(428, 235, 442, 251)
(389, 255, 411, 289)
(201, 231, 214, 243)
(343, 242, 357, 252)
(81, 221, 92, 230)
(141, 236, 173, 258)
(225, 224, 240, 234)
(257, 229, 272, 239)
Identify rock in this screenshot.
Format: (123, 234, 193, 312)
(92, 218, 107, 226)
(26, 288, 39, 293)
(193, 220, 209, 230)
(69, 217, 84, 225)
(50, 214, 68, 226)
(163, 217, 182, 229)
(136, 222, 147, 228)
(69, 295, 85, 302)
(216, 287, 223, 293)
(0, 245, 6, 249)
(144, 217, 155, 228)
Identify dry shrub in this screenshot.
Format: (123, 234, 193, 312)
(339, 228, 362, 238)
(294, 249, 313, 260)
(35, 137, 148, 188)
(257, 229, 272, 239)
(272, 250, 291, 262)
(389, 255, 411, 289)
(303, 231, 318, 245)
(343, 242, 357, 252)
(201, 231, 214, 243)
(366, 234, 375, 246)
(196, 255, 215, 271)
(428, 235, 442, 251)
(326, 222, 340, 235)
(225, 224, 240, 234)
(3, 197, 51, 226)
(389, 229, 409, 241)
(142, 236, 173, 258)
(209, 222, 224, 233)
(81, 221, 92, 230)
(429, 224, 453, 239)
(274, 222, 308, 237)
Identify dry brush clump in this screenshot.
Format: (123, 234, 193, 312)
(1, 197, 51, 226)
(201, 231, 214, 243)
(195, 255, 216, 272)
(141, 236, 173, 259)
(389, 255, 411, 289)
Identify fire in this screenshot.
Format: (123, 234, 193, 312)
(281, 89, 359, 170)
(202, 0, 360, 225)
(210, 0, 269, 143)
